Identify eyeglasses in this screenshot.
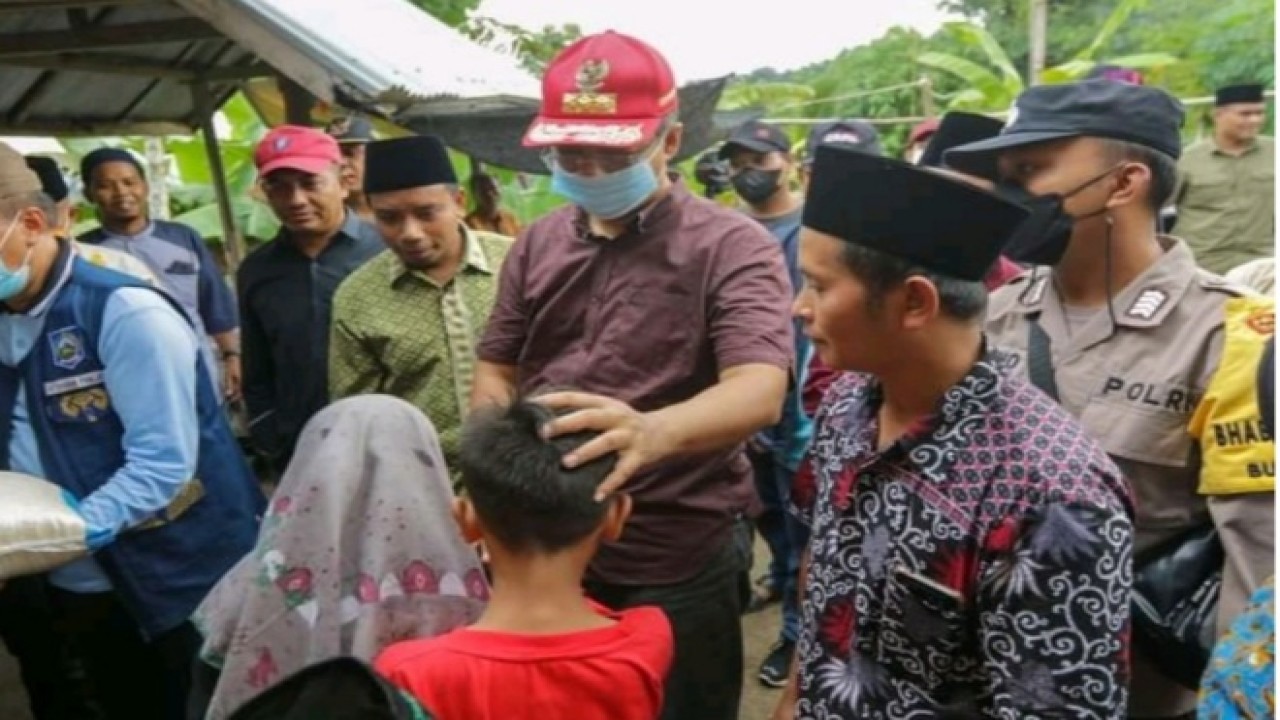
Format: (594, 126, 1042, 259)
(541, 136, 664, 175)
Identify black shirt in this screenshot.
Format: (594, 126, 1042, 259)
(238, 212, 383, 462)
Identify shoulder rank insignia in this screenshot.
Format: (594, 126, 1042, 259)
(1020, 274, 1049, 306)
(1127, 288, 1169, 320)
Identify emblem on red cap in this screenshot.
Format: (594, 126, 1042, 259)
(274, 137, 290, 151)
(576, 60, 609, 92)
(563, 59, 617, 115)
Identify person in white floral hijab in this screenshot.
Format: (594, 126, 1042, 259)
(189, 395, 488, 719)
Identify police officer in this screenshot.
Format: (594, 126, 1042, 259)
(947, 80, 1275, 720)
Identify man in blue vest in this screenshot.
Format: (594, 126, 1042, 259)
(0, 142, 262, 720)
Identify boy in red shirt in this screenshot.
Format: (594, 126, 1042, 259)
(375, 398, 673, 719)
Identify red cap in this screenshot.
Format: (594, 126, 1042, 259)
(908, 118, 941, 146)
(523, 31, 678, 150)
(255, 125, 342, 177)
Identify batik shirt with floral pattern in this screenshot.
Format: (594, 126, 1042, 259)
(792, 349, 1135, 719)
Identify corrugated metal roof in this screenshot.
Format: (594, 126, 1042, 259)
(0, 0, 538, 136)
(219, 0, 539, 104)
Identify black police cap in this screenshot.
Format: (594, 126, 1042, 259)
(944, 80, 1184, 178)
(917, 112, 1005, 172)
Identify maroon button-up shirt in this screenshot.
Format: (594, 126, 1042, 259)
(477, 181, 794, 585)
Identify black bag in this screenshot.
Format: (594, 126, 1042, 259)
(1130, 524, 1223, 689)
(1025, 318, 1221, 690)
(226, 657, 433, 720)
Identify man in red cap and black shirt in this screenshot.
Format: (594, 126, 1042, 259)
(471, 31, 794, 720)
(238, 125, 382, 475)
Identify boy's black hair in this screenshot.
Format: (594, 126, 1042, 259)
(458, 397, 619, 554)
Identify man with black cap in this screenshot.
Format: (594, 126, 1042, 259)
(914, 111, 1025, 290)
(798, 119, 883, 192)
(331, 134, 512, 476)
(719, 119, 815, 686)
(328, 113, 376, 222)
(1174, 83, 1273, 274)
(772, 145, 1133, 719)
(77, 148, 241, 402)
(25, 155, 156, 283)
(947, 79, 1275, 719)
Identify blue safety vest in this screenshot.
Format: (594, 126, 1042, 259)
(0, 257, 262, 637)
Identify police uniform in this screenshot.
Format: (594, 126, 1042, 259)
(949, 81, 1276, 719)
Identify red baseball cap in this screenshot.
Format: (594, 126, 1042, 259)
(523, 31, 678, 150)
(908, 118, 941, 146)
(255, 125, 342, 177)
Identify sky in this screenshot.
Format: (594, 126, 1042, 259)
(478, 0, 956, 81)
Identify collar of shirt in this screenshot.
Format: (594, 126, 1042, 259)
(572, 174, 688, 242)
(273, 210, 364, 257)
(9, 239, 75, 318)
(1004, 236, 1196, 332)
(386, 224, 496, 287)
(831, 345, 1008, 508)
(99, 220, 156, 241)
(1211, 138, 1264, 157)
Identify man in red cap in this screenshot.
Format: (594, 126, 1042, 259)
(904, 117, 940, 164)
(238, 125, 382, 475)
(471, 31, 794, 720)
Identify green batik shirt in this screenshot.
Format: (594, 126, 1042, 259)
(1175, 136, 1275, 275)
(329, 228, 513, 480)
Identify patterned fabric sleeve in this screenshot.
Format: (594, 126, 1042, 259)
(790, 375, 852, 528)
(975, 502, 1133, 719)
(328, 281, 382, 399)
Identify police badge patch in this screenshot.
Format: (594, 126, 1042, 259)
(48, 327, 85, 371)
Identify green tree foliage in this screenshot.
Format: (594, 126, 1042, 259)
(941, 0, 1274, 96)
(918, 0, 1180, 111)
(464, 19, 584, 74)
(405, 0, 481, 28)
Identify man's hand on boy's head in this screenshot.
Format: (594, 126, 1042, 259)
(535, 391, 674, 501)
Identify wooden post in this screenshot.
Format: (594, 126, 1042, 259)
(191, 81, 244, 268)
(1029, 0, 1049, 85)
(144, 136, 170, 220)
(918, 75, 936, 117)
(277, 74, 316, 126)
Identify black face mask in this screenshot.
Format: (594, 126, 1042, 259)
(731, 167, 783, 206)
(996, 165, 1121, 266)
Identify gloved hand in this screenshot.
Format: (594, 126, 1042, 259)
(61, 490, 116, 552)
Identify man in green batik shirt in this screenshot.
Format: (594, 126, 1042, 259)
(330, 135, 513, 477)
(1175, 83, 1275, 275)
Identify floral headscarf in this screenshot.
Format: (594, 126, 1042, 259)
(193, 395, 488, 718)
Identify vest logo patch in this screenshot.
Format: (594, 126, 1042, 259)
(48, 327, 85, 371)
(53, 388, 110, 423)
(1127, 289, 1168, 320)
